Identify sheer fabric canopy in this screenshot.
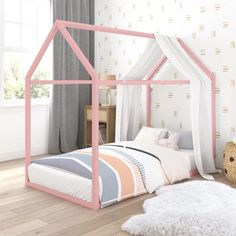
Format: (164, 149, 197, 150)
(115, 35, 217, 180)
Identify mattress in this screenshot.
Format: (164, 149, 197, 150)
(28, 143, 196, 205)
(179, 149, 197, 175)
(28, 162, 95, 202)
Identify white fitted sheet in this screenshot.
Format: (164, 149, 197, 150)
(28, 148, 196, 203)
(179, 149, 196, 173)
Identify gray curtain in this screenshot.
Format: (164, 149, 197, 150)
(49, 0, 94, 154)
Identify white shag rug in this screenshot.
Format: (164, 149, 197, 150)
(122, 181, 236, 236)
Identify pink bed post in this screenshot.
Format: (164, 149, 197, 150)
(145, 55, 167, 127)
(91, 73, 100, 209)
(25, 24, 58, 183)
(57, 21, 100, 209)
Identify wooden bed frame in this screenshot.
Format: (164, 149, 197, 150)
(25, 20, 216, 209)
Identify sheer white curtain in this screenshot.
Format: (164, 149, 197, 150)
(115, 40, 162, 141)
(156, 35, 217, 180)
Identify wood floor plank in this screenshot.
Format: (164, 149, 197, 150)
(0, 182, 25, 194)
(0, 167, 24, 178)
(12, 198, 64, 214)
(39, 205, 89, 224)
(0, 159, 24, 171)
(0, 191, 47, 207)
(0, 211, 18, 221)
(19, 202, 73, 219)
(0, 214, 39, 231)
(0, 200, 71, 232)
(0, 186, 34, 199)
(81, 216, 131, 236)
(20, 211, 95, 236)
(0, 175, 25, 187)
(0, 219, 48, 236)
(0, 193, 52, 213)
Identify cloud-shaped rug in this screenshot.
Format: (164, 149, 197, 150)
(122, 181, 236, 236)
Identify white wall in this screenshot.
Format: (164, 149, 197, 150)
(95, 0, 236, 168)
(0, 104, 49, 162)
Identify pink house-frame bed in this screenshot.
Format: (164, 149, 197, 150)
(25, 20, 216, 209)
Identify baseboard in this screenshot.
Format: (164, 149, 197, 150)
(0, 145, 48, 162)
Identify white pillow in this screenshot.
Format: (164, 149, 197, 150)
(167, 130, 193, 149)
(158, 132, 180, 150)
(134, 127, 167, 144)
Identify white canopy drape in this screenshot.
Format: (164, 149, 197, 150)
(115, 40, 162, 141)
(115, 35, 217, 180)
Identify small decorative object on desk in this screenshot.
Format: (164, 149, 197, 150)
(99, 74, 116, 106)
(224, 142, 236, 183)
(99, 124, 106, 144)
(84, 105, 116, 147)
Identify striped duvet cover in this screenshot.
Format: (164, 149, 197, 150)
(32, 141, 192, 207)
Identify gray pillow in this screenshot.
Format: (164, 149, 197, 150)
(178, 131, 193, 149)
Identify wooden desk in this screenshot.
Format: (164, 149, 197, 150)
(84, 105, 116, 147)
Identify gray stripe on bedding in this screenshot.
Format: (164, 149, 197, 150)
(100, 146, 147, 187)
(33, 156, 92, 178)
(33, 153, 119, 206)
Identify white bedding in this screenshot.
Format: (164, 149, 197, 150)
(28, 142, 197, 203)
(179, 149, 196, 173)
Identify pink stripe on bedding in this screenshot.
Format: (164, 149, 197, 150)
(99, 153, 135, 199)
(82, 151, 146, 201)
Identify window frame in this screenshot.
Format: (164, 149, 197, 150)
(0, 0, 51, 107)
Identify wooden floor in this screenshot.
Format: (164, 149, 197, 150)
(0, 158, 234, 236)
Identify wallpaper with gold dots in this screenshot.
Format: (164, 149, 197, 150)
(95, 0, 236, 167)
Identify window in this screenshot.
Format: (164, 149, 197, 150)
(0, 0, 52, 103)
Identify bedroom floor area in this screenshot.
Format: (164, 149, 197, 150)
(0, 158, 233, 236)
